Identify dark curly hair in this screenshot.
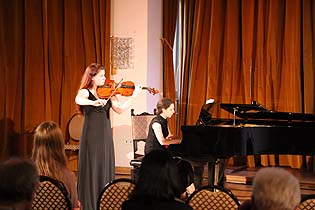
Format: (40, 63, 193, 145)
(0, 158, 39, 203)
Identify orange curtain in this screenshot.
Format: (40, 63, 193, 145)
(0, 0, 111, 161)
(176, 0, 196, 138)
(176, 0, 315, 169)
(162, 0, 178, 135)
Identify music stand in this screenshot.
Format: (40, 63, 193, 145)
(196, 98, 215, 126)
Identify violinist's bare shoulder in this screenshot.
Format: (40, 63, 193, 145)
(75, 89, 90, 105)
(77, 88, 89, 96)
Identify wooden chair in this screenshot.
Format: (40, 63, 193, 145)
(129, 109, 156, 181)
(64, 113, 83, 151)
(298, 194, 315, 210)
(97, 178, 135, 210)
(186, 185, 240, 210)
(130, 109, 155, 158)
(31, 175, 72, 210)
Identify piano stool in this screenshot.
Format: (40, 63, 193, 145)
(130, 157, 143, 182)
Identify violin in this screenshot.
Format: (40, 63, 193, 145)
(97, 79, 159, 99)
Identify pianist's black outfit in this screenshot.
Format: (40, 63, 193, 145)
(144, 115, 167, 154)
(144, 115, 194, 194)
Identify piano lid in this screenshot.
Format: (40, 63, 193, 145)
(220, 101, 268, 113)
(220, 102, 315, 122)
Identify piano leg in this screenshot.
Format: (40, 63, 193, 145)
(209, 159, 227, 187)
(191, 161, 207, 189)
(207, 161, 216, 186)
(274, 155, 279, 166)
(191, 158, 227, 189)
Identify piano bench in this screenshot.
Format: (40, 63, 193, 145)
(130, 156, 143, 182)
(130, 158, 142, 168)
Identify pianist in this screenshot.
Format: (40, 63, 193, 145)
(144, 98, 195, 200)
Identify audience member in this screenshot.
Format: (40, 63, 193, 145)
(31, 121, 79, 209)
(0, 158, 39, 210)
(238, 167, 301, 210)
(122, 149, 193, 210)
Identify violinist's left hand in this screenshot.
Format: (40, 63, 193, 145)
(132, 85, 142, 98)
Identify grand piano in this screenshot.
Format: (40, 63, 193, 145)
(169, 101, 315, 186)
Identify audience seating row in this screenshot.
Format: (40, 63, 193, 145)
(31, 176, 315, 210)
(31, 176, 72, 210)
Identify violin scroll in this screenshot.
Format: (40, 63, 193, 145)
(143, 87, 159, 95)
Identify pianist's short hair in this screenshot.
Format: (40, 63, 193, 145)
(252, 167, 300, 210)
(0, 158, 39, 203)
(156, 98, 174, 114)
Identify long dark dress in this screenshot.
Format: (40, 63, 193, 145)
(78, 90, 115, 210)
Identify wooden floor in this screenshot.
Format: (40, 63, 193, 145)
(116, 166, 315, 203)
(224, 166, 315, 203)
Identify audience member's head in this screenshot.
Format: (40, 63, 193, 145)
(251, 167, 301, 210)
(131, 149, 182, 201)
(31, 121, 67, 178)
(0, 158, 39, 210)
(31, 121, 79, 208)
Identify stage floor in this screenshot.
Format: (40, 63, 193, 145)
(216, 166, 315, 202)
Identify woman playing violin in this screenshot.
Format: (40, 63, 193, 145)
(75, 63, 141, 210)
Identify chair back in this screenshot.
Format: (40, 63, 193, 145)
(129, 110, 155, 181)
(97, 178, 135, 210)
(131, 109, 155, 158)
(65, 113, 84, 143)
(31, 175, 72, 210)
(186, 185, 240, 210)
(298, 195, 315, 210)
(64, 113, 83, 151)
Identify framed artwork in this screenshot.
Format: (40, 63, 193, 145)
(110, 37, 134, 70)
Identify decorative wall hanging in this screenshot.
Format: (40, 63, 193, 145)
(110, 37, 134, 72)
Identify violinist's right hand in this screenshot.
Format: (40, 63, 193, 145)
(93, 99, 108, 107)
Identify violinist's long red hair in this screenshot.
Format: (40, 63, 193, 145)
(75, 63, 105, 115)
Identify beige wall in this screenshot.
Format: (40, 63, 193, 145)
(110, 0, 163, 167)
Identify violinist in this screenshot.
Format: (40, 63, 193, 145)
(75, 63, 141, 210)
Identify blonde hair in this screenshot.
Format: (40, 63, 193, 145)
(252, 167, 301, 210)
